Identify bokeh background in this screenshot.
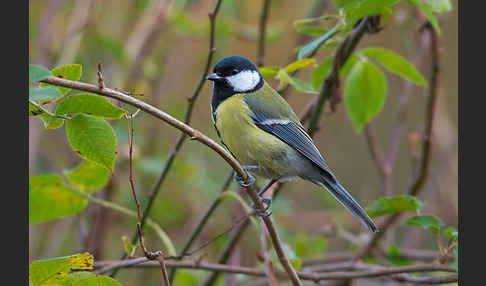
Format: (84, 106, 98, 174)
(29, 0, 458, 285)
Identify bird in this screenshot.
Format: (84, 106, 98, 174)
(206, 55, 378, 233)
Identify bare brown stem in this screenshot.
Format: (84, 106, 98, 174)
(125, 115, 170, 286)
(94, 259, 457, 283)
(257, 0, 271, 67)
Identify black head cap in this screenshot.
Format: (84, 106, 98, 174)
(212, 55, 259, 77)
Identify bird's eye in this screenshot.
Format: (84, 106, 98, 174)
(230, 69, 238, 75)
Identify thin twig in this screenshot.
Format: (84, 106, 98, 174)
(355, 23, 441, 260)
(94, 259, 457, 283)
(257, 0, 271, 67)
(364, 124, 389, 180)
(125, 115, 170, 286)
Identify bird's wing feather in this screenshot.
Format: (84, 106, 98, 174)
(243, 88, 335, 180)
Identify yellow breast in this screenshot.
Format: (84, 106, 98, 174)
(215, 94, 288, 178)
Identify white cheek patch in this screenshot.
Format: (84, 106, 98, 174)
(226, 70, 261, 92)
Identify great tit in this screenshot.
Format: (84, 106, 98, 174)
(206, 55, 378, 233)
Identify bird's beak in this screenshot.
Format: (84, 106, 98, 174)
(206, 73, 223, 81)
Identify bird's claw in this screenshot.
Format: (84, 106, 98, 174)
(252, 197, 272, 217)
(234, 165, 258, 187)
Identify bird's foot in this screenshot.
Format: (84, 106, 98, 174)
(252, 197, 272, 217)
(233, 165, 258, 187)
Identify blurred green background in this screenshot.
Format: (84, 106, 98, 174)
(29, 0, 457, 285)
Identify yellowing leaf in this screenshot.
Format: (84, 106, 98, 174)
(29, 253, 93, 286)
(284, 58, 316, 73)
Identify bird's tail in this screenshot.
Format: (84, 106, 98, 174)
(317, 178, 378, 233)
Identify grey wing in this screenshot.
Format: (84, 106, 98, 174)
(251, 111, 337, 182)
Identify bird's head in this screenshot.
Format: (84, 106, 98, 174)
(206, 55, 263, 94)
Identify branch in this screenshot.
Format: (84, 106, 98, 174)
(364, 124, 390, 180)
(307, 17, 374, 136)
(39, 75, 302, 285)
(124, 115, 170, 286)
(356, 23, 441, 260)
(94, 259, 457, 283)
(257, 0, 271, 67)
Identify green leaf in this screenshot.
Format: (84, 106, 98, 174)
(405, 215, 445, 235)
(29, 103, 44, 116)
(258, 66, 279, 78)
(311, 53, 359, 90)
(344, 59, 387, 132)
(366, 195, 423, 218)
(29, 253, 93, 285)
(40, 64, 82, 95)
(65, 161, 110, 193)
(29, 175, 87, 223)
(385, 244, 411, 266)
(297, 26, 329, 36)
(289, 76, 319, 94)
(29, 86, 63, 103)
(311, 57, 333, 89)
(361, 47, 427, 86)
(29, 64, 51, 82)
(297, 25, 340, 60)
(275, 69, 293, 90)
(344, 0, 400, 30)
(66, 114, 117, 172)
(334, 0, 362, 10)
(424, 0, 452, 13)
(63, 272, 122, 286)
(293, 15, 338, 27)
(39, 113, 65, 129)
(443, 226, 458, 242)
(284, 58, 317, 73)
(409, 0, 441, 34)
(56, 93, 127, 119)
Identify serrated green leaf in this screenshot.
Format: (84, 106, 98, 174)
(409, 0, 441, 34)
(56, 93, 127, 119)
(344, 59, 387, 132)
(40, 64, 82, 95)
(361, 47, 427, 86)
(39, 113, 65, 129)
(424, 0, 452, 13)
(284, 58, 317, 73)
(293, 15, 338, 27)
(298, 25, 340, 60)
(65, 161, 110, 193)
(258, 66, 279, 78)
(405, 215, 445, 235)
(297, 26, 329, 36)
(344, 0, 400, 30)
(29, 64, 51, 82)
(366, 195, 423, 218)
(29, 175, 87, 223)
(29, 86, 63, 103)
(289, 76, 319, 94)
(63, 272, 122, 286)
(443, 226, 458, 242)
(66, 114, 117, 172)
